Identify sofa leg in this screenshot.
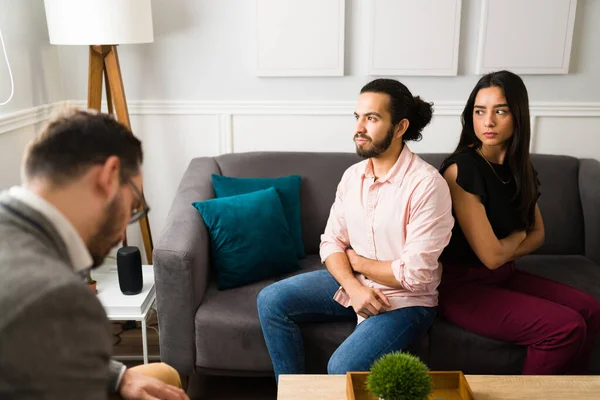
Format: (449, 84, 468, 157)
(186, 373, 208, 399)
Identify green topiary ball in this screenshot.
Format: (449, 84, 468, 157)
(366, 351, 433, 400)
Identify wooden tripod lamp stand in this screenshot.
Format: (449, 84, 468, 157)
(44, 0, 155, 263)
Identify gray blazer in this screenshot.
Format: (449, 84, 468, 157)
(0, 192, 124, 399)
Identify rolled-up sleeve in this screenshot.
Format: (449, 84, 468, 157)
(320, 177, 350, 263)
(391, 176, 454, 292)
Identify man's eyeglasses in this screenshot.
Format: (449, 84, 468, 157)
(126, 177, 150, 224)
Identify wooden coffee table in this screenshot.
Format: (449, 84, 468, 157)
(278, 374, 600, 399)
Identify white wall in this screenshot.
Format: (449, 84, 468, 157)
(1, 0, 599, 259)
(55, 0, 600, 102)
(0, 125, 35, 188)
(0, 0, 64, 115)
(0, 0, 64, 188)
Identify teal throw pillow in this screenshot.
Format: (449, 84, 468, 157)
(192, 187, 300, 290)
(211, 174, 305, 258)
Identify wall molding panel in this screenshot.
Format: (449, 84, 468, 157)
(368, 0, 462, 76)
(476, 0, 578, 74)
(0, 102, 62, 135)
(60, 99, 600, 159)
(256, 0, 345, 76)
(3, 100, 599, 158)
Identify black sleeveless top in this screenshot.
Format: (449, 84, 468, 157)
(439, 148, 538, 265)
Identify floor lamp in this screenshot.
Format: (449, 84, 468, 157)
(44, 0, 155, 263)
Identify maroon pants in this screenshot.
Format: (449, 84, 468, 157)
(438, 262, 600, 374)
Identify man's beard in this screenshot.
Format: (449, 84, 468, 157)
(354, 124, 395, 159)
(87, 195, 126, 268)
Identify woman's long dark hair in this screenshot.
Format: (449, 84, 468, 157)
(451, 70, 538, 229)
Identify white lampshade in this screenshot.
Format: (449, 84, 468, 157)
(44, 0, 154, 45)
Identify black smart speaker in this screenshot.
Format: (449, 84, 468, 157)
(116, 246, 143, 295)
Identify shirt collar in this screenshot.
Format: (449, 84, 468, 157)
(8, 186, 93, 273)
(362, 145, 414, 184)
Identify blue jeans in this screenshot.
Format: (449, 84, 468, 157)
(257, 270, 436, 382)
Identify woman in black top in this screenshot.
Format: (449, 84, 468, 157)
(438, 70, 600, 374)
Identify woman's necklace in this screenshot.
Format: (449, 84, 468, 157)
(476, 147, 511, 184)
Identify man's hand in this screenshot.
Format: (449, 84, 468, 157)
(347, 285, 391, 320)
(119, 369, 189, 400)
(345, 248, 363, 272)
(345, 248, 392, 318)
(345, 248, 401, 288)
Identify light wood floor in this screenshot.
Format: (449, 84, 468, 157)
(112, 310, 277, 400)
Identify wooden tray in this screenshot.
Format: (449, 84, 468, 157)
(346, 371, 476, 400)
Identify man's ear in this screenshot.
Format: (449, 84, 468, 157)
(394, 119, 410, 139)
(96, 156, 121, 201)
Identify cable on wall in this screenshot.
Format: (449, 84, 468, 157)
(0, 26, 15, 106)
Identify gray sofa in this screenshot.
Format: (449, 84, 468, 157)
(154, 152, 600, 381)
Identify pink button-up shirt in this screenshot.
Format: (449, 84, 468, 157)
(320, 146, 454, 323)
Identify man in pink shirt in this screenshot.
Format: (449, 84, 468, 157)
(257, 79, 454, 381)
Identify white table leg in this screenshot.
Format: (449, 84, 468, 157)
(142, 319, 148, 364)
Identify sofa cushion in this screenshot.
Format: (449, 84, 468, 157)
(419, 154, 448, 172)
(420, 153, 586, 256)
(192, 187, 299, 290)
(429, 317, 526, 374)
(214, 152, 362, 255)
(516, 254, 600, 301)
(194, 256, 326, 371)
(529, 155, 585, 256)
(518, 254, 600, 374)
(195, 254, 433, 373)
(429, 255, 600, 374)
(212, 174, 305, 258)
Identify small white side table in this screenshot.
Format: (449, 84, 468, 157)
(94, 264, 156, 364)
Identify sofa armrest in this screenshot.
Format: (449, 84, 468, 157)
(579, 158, 600, 266)
(153, 157, 221, 376)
